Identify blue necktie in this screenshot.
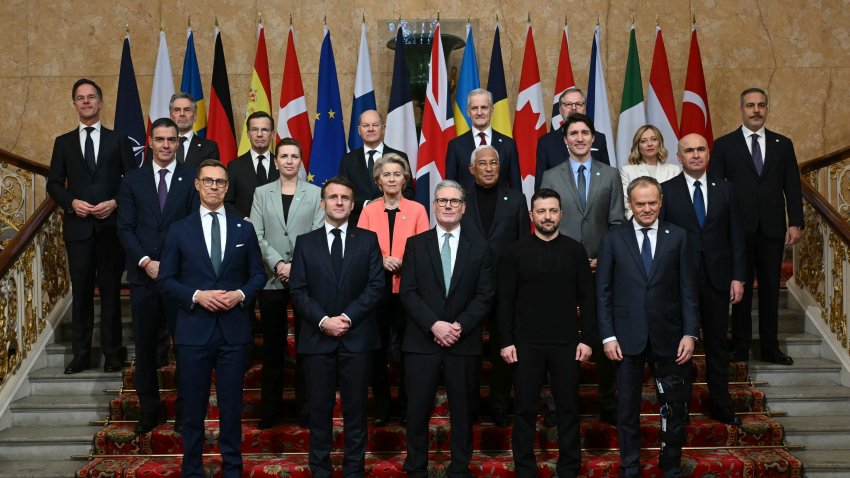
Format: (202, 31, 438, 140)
(441, 232, 453, 295)
(641, 228, 653, 277)
(693, 180, 706, 228)
(577, 164, 587, 210)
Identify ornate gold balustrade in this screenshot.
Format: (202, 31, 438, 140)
(0, 148, 69, 390)
(794, 146, 850, 360)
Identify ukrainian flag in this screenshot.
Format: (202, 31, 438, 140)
(452, 24, 479, 136)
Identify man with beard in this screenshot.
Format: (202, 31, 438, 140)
(497, 188, 595, 478)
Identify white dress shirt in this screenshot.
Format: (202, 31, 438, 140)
(250, 149, 273, 175)
(683, 172, 709, 215)
(78, 121, 102, 162)
(472, 126, 492, 146)
(435, 224, 461, 272)
(179, 130, 195, 158)
(741, 125, 766, 162)
(200, 205, 228, 261)
(324, 221, 349, 256)
(363, 143, 385, 168)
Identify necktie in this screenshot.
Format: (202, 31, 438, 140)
(577, 164, 587, 210)
(441, 232, 453, 295)
(641, 228, 653, 277)
(366, 150, 376, 175)
(210, 212, 222, 275)
(177, 136, 187, 163)
(693, 180, 706, 228)
(256, 155, 267, 184)
(157, 169, 169, 212)
(478, 132, 487, 146)
(331, 228, 343, 277)
(751, 133, 763, 176)
(84, 126, 96, 171)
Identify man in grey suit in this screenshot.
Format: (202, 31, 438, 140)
(539, 112, 624, 424)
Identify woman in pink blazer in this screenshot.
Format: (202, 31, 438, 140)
(357, 153, 429, 426)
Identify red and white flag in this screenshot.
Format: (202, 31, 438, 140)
(415, 23, 455, 224)
(680, 23, 713, 148)
(276, 26, 313, 174)
(147, 30, 175, 137)
(551, 25, 576, 129)
(514, 24, 547, 207)
(646, 25, 679, 158)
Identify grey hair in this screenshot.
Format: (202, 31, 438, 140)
(466, 88, 494, 108)
(434, 179, 466, 202)
(169, 92, 197, 112)
(469, 144, 500, 165)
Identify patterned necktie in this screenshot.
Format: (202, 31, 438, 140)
(256, 155, 267, 184)
(210, 212, 222, 275)
(478, 132, 487, 146)
(157, 169, 169, 212)
(177, 136, 187, 163)
(641, 227, 653, 277)
(84, 126, 96, 171)
(441, 232, 453, 295)
(751, 133, 763, 176)
(331, 228, 343, 277)
(693, 180, 706, 228)
(367, 150, 376, 175)
(577, 164, 587, 210)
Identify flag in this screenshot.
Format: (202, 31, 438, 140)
(646, 24, 679, 155)
(487, 23, 511, 137)
(415, 23, 455, 224)
(277, 26, 313, 173)
(513, 24, 547, 207)
(114, 33, 146, 167)
(615, 23, 646, 167)
(207, 27, 237, 164)
(587, 25, 617, 167)
(452, 23, 480, 136)
(348, 22, 377, 151)
(237, 21, 272, 155)
(680, 22, 713, 148)
(309, 27, 345, 185)
(180, 27, 207, 136)
(385, 25, 418, 172)
(551, 24, 576, 129)
(148, 30, 175, 137)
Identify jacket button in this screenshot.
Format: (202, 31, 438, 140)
(285, 251, 290, 256)
(284, 232, 288, 236)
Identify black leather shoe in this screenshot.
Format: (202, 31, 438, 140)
(173, 411, 183, 434)
(373, 417, 389, 427)
(135, 414, 160, 435)
(710, 407, 742, 426)
(492, 409, 510, 428)
(600, 409, 618, 426)
(104, 356, 124, 373)
(258, 415, 278, 430)
(761, 350, 794, 366)
(64, 357, 90, 374)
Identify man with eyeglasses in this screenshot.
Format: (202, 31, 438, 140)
(47, 78, 135, 375)
(225, 111, 279, 218)
(536, 87, 611, 191)
(400, 180, 494, 477)
(158, 159, 266, 478)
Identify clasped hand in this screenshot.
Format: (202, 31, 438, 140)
(195, 290, 243, 312)
(432, 320, 462, 347)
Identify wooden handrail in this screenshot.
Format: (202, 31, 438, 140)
(0, 198, 56, 276)
(0, 148, 49, 177)
(800, 144, 850, 174)
(798, 144, 850, 243)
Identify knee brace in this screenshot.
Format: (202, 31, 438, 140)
(654, 369, 689, 448)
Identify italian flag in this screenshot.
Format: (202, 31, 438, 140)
(615, 24, 645, 168)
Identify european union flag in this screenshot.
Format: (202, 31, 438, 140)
(309, 28, 345, 185)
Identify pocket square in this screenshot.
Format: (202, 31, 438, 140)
(236, 243, 245, 248)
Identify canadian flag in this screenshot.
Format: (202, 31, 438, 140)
(276, 26, 312, 174)
(680, 23, 713, 148)
(551, 25, 576, 130)
(513, 24, 547, 208)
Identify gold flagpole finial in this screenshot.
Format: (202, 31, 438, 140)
(323, 14, 327, 26)
(692, 13, 696, 25)
(565, 15, 568, 26)
(289, 13, 292, 26)
(188, 15, 192, 28)
(437, 10, 441, 22)
(495, 13, 499, 23)
(656, 15, 660, 27)
(527, 12, 531, 23)
(258, 12, 262, 25)
(631, 14, 635, 25)
(125, 21, 129, 34)
(362, 12, 365, 24)
(160, 23, 164, 32)
(215, 16, 220, 28)
(596, 15, 600, 26)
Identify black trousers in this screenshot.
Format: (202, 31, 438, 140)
(698, 279, 733, 410)
(302, 346, 372, 478)
(130, 281, 178, 419)
(404, 351, 478, 478)
(258, 288, 291, 420)
(65, 223, 124, 362)
(731, 230, 784, 355)
(512, 343, 581, 478)
(370, 293, 407, 420)
(488, 315, 513, 415)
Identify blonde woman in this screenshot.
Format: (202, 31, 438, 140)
(620, 125, 680, 216)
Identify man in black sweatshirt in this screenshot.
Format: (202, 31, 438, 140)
(496, 188, 597, 478)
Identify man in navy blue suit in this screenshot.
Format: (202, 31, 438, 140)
(118, 118, 198, 435)
(289, 175, 385, 478)
(597, 176, 700, 478)
(158, 159, 266, 478)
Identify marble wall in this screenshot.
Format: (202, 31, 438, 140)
(3, 0, 848, 165)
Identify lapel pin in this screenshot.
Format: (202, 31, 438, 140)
(402, 215, 407, 220)
(177, 177, 182, 181)
(503, 196, 508, 201)
(295, 197, 301, 201)
(237, 223, 242, 228)
(711, 182, 715, 187)
(596, 172, 601, 176)
(665, 229, 670, 234)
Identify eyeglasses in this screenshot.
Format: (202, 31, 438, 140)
(249, 127, 272, 135)
(434, 198, 463, 207)
(200, 178, 228, 188)
(560, 101, 585, 109)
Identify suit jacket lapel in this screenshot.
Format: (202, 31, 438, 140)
(736, 129, 759, 176)
(761, 129, 777, 176)
(286, 181, 308, 230)
(190, 213, 217, 276)
(584, 160, 602, 217)
(269, 185, 287, 231)
(338, 228, 357, 284)
(95, 129, 113, 174)
(674, 175, 701, 230)
(426, 229, 447, 294)
(648, 222, 670, 282)
(140, 166, 162, 219)
(559, 164, 582, 211)
(623, 221, 646, 280)
(704, 179, 718, 224)
(447, 232, 470, 296)
(218, 214, 240, 275)
(161, 164, 189, 218)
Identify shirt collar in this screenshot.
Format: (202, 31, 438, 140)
(152, 159, 177, 175)
(472, 126, 492, 140)
(325, 221, 349, 235)
(683, 171, 707, 187)
(632, 218, 659, 232)
(364, 143, 385, 155)
(435, 223, 461, 237)
(741, 125, 766, 138)
(250, 149, 271, 161)
(79, 121, 102, 133)
(569, 156, 592, 173)
(181, 130, 195, 142)
(200, 204, 225, 217)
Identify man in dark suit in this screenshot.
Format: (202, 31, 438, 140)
(143, 92, 220, 170)
(661, 133, 746, 425)
(460, 144, 529, 427)
(597, 176, 700, 478)
(338, 109, 415, 225)
(224, 111, 279, 218)
(400, 180, 494, 478)
(540, 113, 623, 424)
(445, 88, 521, 191)
(118, 118, 198, 434)
(708, 87, 804, 365)
(47, 78, 134, 374)
(289, 176, 385, 478)
(498, 188, 595, 478)
(157, 159, 267, 478)
(536, 87, 610, 190)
